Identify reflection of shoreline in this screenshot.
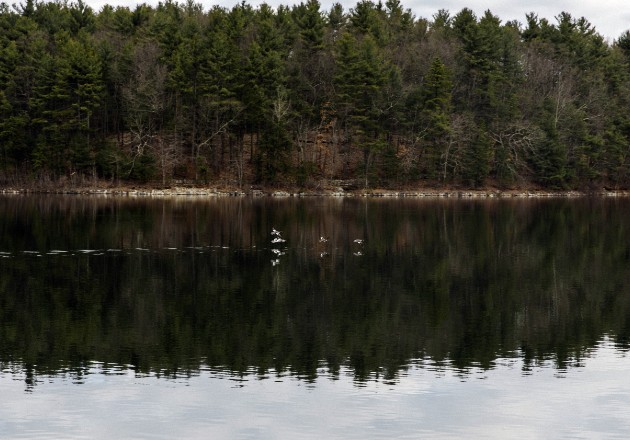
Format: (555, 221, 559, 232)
(1, 186, 630, 198)
(0, 335, 623, 390)
(1, 197, 629, 384)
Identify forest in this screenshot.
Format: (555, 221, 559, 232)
(1, 0, 630, 190)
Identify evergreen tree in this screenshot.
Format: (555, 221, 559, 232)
(293, 0, 325, 51)
(334, 32, 389, 185)
(419, 57, 452, 179)
(288, 0, 328, 120)
(531, 98, 568, 187)
(255, 118, 292, 184)
(36, 33, 103, 177)
(168, 15, 204, 167)
(462, 126, 492, 187)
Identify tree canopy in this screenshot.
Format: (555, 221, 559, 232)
(1, 0, 630, 189)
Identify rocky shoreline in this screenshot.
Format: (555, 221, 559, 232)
(1, 185, 630, 198)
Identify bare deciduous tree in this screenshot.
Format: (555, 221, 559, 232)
(121, 42, 169, 180)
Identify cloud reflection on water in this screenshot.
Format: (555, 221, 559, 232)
(1, 338, 629, 439)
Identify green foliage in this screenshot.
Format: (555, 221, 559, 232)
(293, 0, 325, 51)
(461, 126, 492, 187)
(530, 99, 568, 188)
(0, 1, 628, 188)
(129, 152, 156, 182)
(417, 57, 452, 179)
(375, 143, 400, 185)
(334, 32, 388, 138)
(294, 160, 317, 187)
(255, 120, 292, 183)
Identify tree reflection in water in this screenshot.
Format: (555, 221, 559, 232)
(0, 195, 629, 389)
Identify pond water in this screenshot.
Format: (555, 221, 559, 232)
(1, 195, 629, 438)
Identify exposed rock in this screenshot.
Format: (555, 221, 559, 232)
(272, 191, 291, 197)
(2, 184, 630, 198)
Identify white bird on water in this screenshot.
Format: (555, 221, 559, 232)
(353, 239, 363, 244)
(271, 228, 282, 236)
(272, 237, 286, 243)
(319, 236, 328, 243)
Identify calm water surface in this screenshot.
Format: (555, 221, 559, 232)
(1, 195, 629, 438)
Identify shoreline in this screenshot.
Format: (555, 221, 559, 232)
(2, 186, 630, 198)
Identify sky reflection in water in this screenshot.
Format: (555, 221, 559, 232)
(1, 338, 630, 439)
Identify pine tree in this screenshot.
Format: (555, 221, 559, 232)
(293, 0, 325, 51)
(255, 118, 292, 184)
(41, 34, 103, 176)
(532, 98, 568, 187)
(462, 126, 492, 187)
(334, 32, 389, 185)
(420, 57, 452, 179)
(168, 15, 204, 171)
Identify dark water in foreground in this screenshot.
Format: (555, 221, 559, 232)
(1, 195, 630, 438)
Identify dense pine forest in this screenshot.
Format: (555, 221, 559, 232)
(1, 0, 630, 190)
